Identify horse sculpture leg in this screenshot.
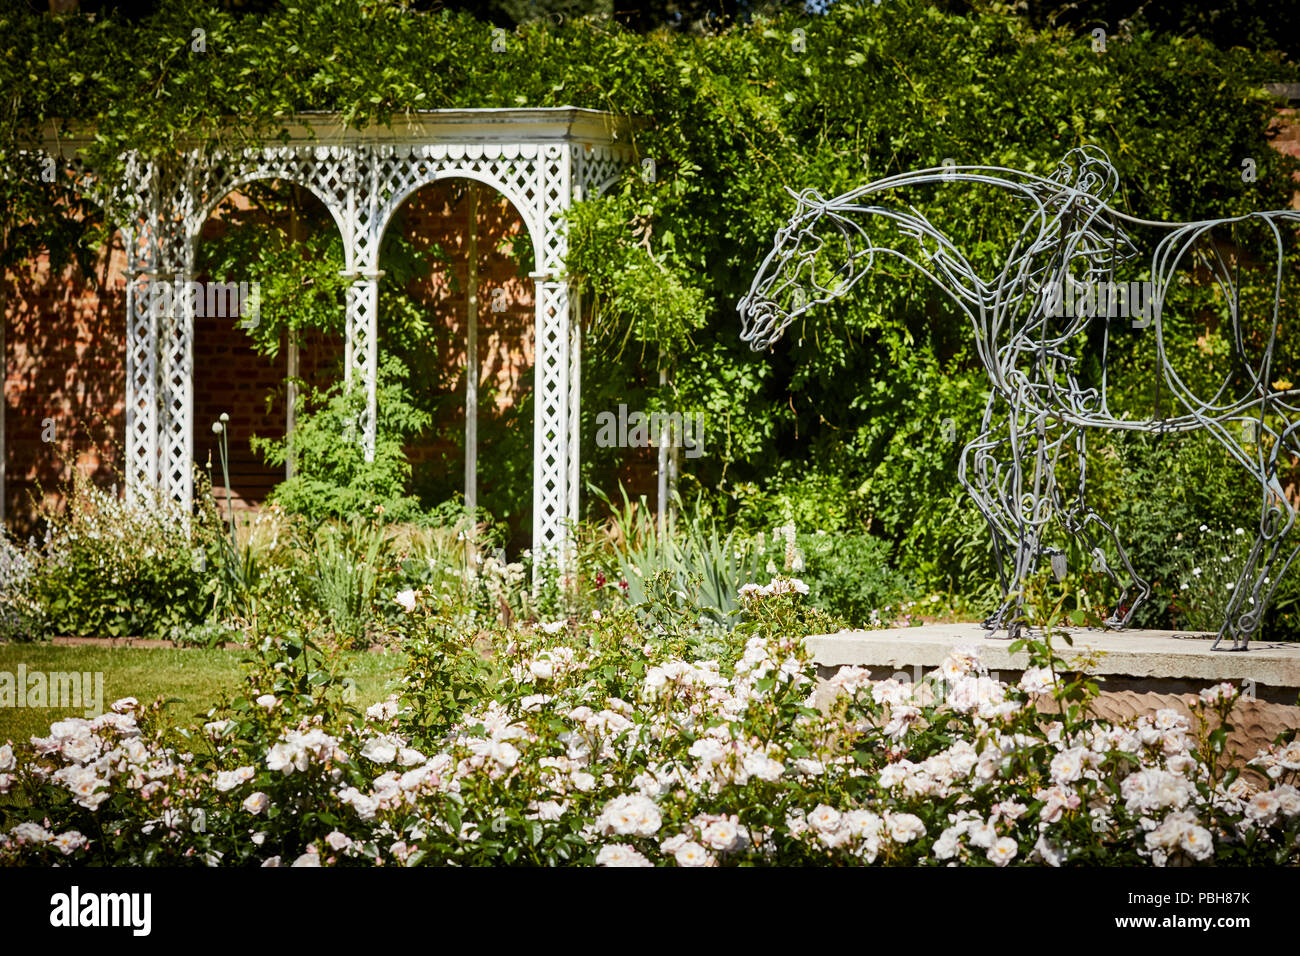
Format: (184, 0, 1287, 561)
(959, 398, 1022, 634)
(1213, 498, 1295, 651)
(1063, 505, 1151, 628)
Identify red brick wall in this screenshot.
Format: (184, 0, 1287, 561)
(2, 232, 126, 536)
(1269, 107, 1300, 207)
(393, 181, 535, 525)
(191, 193, 343, 512)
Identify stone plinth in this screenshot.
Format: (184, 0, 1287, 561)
(807, 623, 1300, 764)
(807, 623, 1300, 704)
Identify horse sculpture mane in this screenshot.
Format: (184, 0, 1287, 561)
(739, 147, 1300, 649)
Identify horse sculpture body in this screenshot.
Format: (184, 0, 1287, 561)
(738, 147, 1300, 649)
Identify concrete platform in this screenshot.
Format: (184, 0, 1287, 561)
(807, 622, 1300, 705)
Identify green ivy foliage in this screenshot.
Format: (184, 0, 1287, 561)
(5, 1, 1299, 626)
(251, 355, 431, 524)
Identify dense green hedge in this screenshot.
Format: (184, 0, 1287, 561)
(4, 1, 1299, 629)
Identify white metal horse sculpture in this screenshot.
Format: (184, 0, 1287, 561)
(739, 147, 1300, 649)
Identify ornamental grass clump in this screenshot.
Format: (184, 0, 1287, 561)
(0, 580, 1296, 866)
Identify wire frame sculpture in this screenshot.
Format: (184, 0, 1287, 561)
(738, 147, 1300, 650)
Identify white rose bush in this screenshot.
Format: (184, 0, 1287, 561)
(0, 580, 1297, 866)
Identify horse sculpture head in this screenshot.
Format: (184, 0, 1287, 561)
(738, 149, 1135, 353)
(738, 187, 872, 351)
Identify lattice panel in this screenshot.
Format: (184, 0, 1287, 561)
(576, 144, 631, 200)
(122, 160, 165, 504)
(533, 281, 570, 561)
(566, 293, 583, 568)
(184, 146, 354, 257)
(124, 254, 158, 504)
(369, 143, 546, 271)
(537, 145, 570, 274)
(160, 261, 195, 505)
(344, 277, 380, 459)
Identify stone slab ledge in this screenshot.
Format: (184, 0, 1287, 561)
(806, 622, 1300, 703)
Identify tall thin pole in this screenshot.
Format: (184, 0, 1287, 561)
(657, 364, 668, 539)
(0, 242, 7, 527)
(285, 186, 300, 480)
(465, 185, 479, 519)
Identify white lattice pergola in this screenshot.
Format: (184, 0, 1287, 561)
(40, 108, 634, 565)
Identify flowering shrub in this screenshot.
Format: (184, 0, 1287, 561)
(14, 472, 216, 639)
(1171, 524, 1262, 633)
(0, 535, 47, 641)
(1, 581, 1297, 866)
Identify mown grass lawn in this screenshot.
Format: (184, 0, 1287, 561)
(0, 643, 405, 744)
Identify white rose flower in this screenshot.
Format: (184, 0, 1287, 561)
(596, 795, 662, 838)
(674, 841, 713, 867)
(987, 837, 1018, 866)
(1049, 747, 1087, 785)
(1245, 790, 1281, 827)
(397, 747, 426, 767)
(242, 792, 270, 815)
(394, 589, 418, 613)
(528, 658, 555, 681)
(966, 821, 996, 849)
(1277, 742, 1300, 771)
(1018, 666, 1057, 695)
(366, 699, 400, 722)
(1180, 825, 1214, 862)
(808, 804, 842, 834)
(1032, 835, 1065, 867)
(659, 833, 689, 855)
(0, 744, 14, 773)
(203, 719, 233, 738)
(596, 844, 653, 867)
(51, 830, 88, 856)
(743, 753, 784, 782)
(885, 813, 926, 844)
(701, 819, 744, 852)
(11, 822, 53, 845)
(935, 827, 967, 863)
(214, 766, 256, 792)
(361, 737, 399, 764)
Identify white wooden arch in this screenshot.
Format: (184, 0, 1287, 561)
(39, 108, 635, 566)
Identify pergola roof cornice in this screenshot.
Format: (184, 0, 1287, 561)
(38, 106, 640, 156)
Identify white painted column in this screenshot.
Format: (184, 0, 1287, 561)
(286, 189, 300, 480)
(531, 274, 570, 572)
(160, 260, 196, 508)
(657, 366, 669, 539)
(124, 258, 160, 505)
(0, 272, 6, 526)
(343, 270, 381, 462)
(465, 185, 479, 516)
(566, 288, 582, 572)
